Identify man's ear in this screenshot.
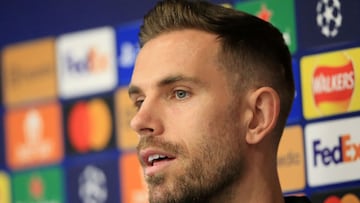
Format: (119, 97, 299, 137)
(245, 87, 280, 144)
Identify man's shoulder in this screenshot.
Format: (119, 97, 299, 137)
(284, 196, 312, 203)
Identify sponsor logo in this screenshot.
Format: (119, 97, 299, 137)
(287, 60, 302, 124)
(316, 0, 342, 38)
(5, 102, 63, 170)
(64, 96, 115, 154)
(66, 160, 119, 203)
(305, 116, 360, 186)
(313, 134, 359, 166)
(235, 0, 297, 53)
(277, 125, 305, 192)
(120, 153, 148, 203)
(313, 61, 354, 105)
(65, 47, 109, 74)
(324, 194, 360, 203)
(12, 167, 64, 203)
(257, 4, 272, 22)
(57, 27, 117, 99)
(312, 53, 354, 113)
(297, 0, 360, 50)
(78, 165, 108, 203)
(1, 38, 57, 106)
(0, 110, 5, 167)
(0, 171, 11, 203)
(116, 22, 141, 86)
(115, 88, 138, 150)
(311, 187, 360, 203)
(301, 47, 360, 120)
(118, 41, 139, 69)
(29, 175, 44, 199)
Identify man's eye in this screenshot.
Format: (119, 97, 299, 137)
(134, 99, 144, 110)
(174, 90, 189, 100)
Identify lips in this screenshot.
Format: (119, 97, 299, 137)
(139, 149, 176, 176)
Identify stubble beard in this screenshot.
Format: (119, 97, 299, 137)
(138, 107, 245, 203)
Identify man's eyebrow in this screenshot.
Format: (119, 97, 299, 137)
(158, 75, 201, 87)
(128, 74, 202, 97)
(128, 85, 141, 97)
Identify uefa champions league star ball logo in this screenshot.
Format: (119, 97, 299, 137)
(78, 165, 108, 203)
(316, 0, 342, 38)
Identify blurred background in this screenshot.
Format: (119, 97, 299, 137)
(1, 0, 360, 202)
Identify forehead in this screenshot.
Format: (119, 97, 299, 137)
(131, 29, 222, 87)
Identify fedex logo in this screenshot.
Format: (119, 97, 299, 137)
(65, 48, 109, 74)
(305, 116, 360, 187)
(56, 27, 117, 99)
(313, 134, 360, 167)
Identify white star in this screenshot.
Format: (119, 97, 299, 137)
(323, 5, 334, 23)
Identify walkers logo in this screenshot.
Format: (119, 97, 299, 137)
(120, 153, 148, 203)
(5, 102, 63, 170)
(116, 88, 138, 150)
(12, 167, 64, 203)
(235, 0, 297, 54)
(116, 21, 140, 86)
(277, 125, 305, 192)
(311, 187, 360, 203)
(56, 27, 117, 99)
(305, 116, 360, 187)
(313, 58, 353, 107)
(1, 38, 57, 107)
(66, 160, 120, 203)
(0, 171, 11, 203)
(64, 96, 115, 154)
(296, 0, 360, 50)
(301, 47, 360, 120)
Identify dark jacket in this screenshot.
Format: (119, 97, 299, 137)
(284, 196, 312, 203)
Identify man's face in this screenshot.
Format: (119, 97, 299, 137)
(129, 29, 247, 203)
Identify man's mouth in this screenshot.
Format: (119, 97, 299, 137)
(140, 150, 176, 175)
(147, 154, 171, 166)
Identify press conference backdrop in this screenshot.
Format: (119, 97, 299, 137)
(1, 0, 360, 202)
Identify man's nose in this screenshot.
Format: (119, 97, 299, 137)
(130, 98, 164, 137)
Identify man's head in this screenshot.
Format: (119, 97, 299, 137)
(140, 0, 294, 136)
(128, 0, 294, 202)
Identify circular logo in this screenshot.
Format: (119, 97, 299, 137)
(29, 176, 44, 200)
(325, 194, 360, 203)
(68, 98, 112, 153)
(78, 165, 108, 203)
(316, 0, 342, 38)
